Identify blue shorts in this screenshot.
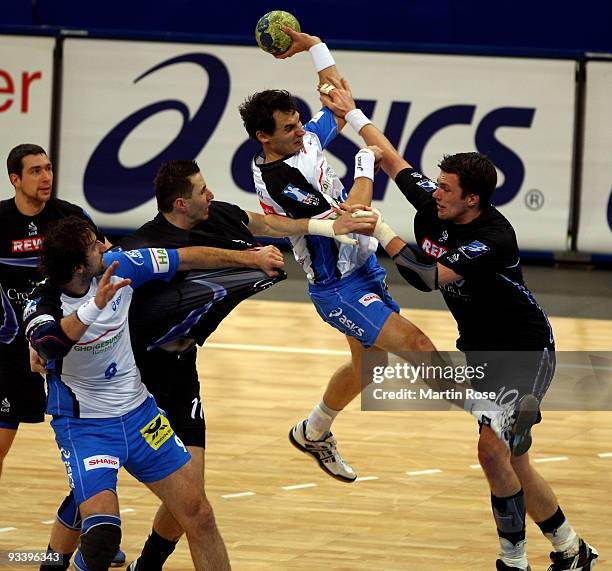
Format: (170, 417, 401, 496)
(51, 396, 191, 505)
(309, 256, 400, 348)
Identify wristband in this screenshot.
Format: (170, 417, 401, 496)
(345, 109, 372, 134)
(374, 221, 398, 249)
(307, 218, 356, 245)
(309, 42, 335, 72)
(76, 298, 103, 326)
(354, 149, 375, 181)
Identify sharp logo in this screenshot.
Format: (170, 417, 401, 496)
(83, 455, 120, 471)
(358, 293, 382, 307)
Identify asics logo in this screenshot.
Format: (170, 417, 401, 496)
(327, 308, 364, 337)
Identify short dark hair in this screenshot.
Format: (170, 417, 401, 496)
(239, 90, 299, 140)
(40, 216, 97, 285)
(154, 160, 201, 213)
(438, 152, 497, 207)
(7, 143, 48, 177)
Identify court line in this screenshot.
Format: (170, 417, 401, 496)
(222, 491, 256, 499)
(533, 456, 569, 463)
(355, 476, 379, 482)
(207, 342, 350, 356)
(406, 469, 442, 476)
(282, 483, 318, 490)
(597, 452, 612, 458)
(0, 527, 17, 533)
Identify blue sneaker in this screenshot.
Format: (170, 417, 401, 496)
(110, 549, 126, 567)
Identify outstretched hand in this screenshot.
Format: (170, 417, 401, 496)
(332, 208, 379, 237)
(94, 261, 131, 310)
(274, 28, 320, 59)
(318, 77, 356, 118)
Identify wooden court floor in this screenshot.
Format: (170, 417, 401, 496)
(1, 300, 610, 570)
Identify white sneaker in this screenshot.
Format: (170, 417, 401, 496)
(289, 420, 357, 482)
(486, 395, 539, 456)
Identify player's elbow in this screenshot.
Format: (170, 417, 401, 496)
(28, 322, 75, 361)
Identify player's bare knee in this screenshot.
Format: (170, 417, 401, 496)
(183, 499, 217, 536)
(478, 432, 510, 473)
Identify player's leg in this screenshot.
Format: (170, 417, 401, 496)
(0, 425, 17, 478)
(125, 396, 228, 571)
(145, 458, 229, 571)
(510, 454, 598, 570)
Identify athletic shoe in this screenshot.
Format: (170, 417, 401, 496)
(496, 560, 531, 570)
(288, 420, 357, 482)
(488, 394, 539, 456)
(111, 549, 126, 567)
(548, 538, 599, 570)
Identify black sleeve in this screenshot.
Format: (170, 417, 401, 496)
(216, 201, 250, 226)
(394, 168, 437, 211)
(437, 232, 517, 278)
(23, 282, 75, 360)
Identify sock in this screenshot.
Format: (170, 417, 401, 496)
(40, 545, 73, 571)
(465, 397, 503, 425)
(536, 506, 579, 553)
(305, 400, 339, 441)
(491, 491, 529, 569)
(137, 528, 178, 571)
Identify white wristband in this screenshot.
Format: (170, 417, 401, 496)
(76, 298, 103, 326)
(374, 222, 398, 249)
(307, 218, 356, 245)
(309, 42, 335, 72)
(345, 109, 372, 134)
(354, 149, 375, 181)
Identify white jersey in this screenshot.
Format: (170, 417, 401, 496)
(251, 107, 378, 286)
(24, 248, 179, 418)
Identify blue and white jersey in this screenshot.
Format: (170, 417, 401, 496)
(251, 107, 378, 286)
(24, 248, 180, 418)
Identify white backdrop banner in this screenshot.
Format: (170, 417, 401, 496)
(58, 39, 576, 250)
(0, 35, 54, 200)
(577, 61, 612, 254)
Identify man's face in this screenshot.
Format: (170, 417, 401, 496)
(432, 171, 478, 223)
(83, 232, 107, 278)
(11, 154, 53, 204)
(261, 110, 306, 157)
(183, 172, 215, 222)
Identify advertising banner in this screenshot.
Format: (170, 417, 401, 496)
(577, 60, 612, 254)
(58, 39, 576, 250)
(0, 35, 54, 200)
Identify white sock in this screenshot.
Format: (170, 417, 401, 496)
(305, 401, 339, 441)
(465, 397, 503, 425)
(545, 520, 579, 553)
(499, 538, 529, 570)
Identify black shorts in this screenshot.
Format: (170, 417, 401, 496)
(0, 354, 47, 424)
(136, 345, 205, 448)
(467, 347, 556, 422)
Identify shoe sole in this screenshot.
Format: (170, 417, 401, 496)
(511, 394, 539, 456)
(288, 427, 356, 483)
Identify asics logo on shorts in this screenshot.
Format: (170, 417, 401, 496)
(140, 413, 174, 450)
(327, 308, 365, 337)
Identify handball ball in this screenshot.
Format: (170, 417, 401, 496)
(255, 11, 301, 55)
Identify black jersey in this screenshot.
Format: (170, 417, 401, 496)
(395, 168, 553, 351)
(117, 201, 271, 347)
(0, 197, 103, 356)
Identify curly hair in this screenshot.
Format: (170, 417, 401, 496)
(39, 216, 97, 285)
(239, 90, 299, 140)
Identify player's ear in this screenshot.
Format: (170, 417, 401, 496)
(9, 173, 20, 188)
(256, 130, 270, 145)
(467, 193, 480, 207)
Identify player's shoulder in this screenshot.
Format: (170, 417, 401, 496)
(47, 197, 87, 217)
(0, 198, 16, 215)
